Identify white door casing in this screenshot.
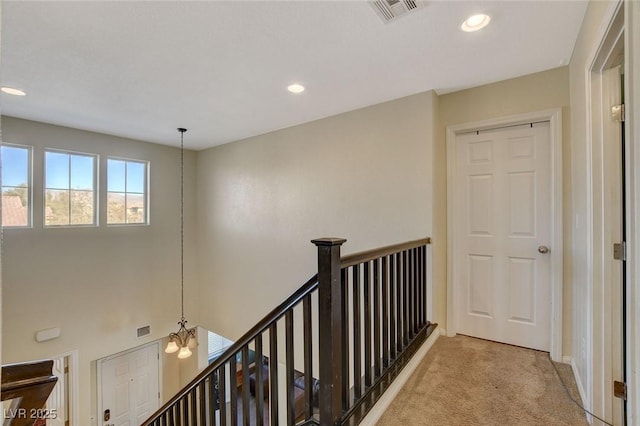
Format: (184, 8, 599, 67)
(586, 3, 626, 420)
(447, 109, 563, 361)
(46, 357, 67, 426)
(98, 342, 160, 426)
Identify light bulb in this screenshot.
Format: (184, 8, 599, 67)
(165, 340, 179, 354)
(187, 335, 197, 349)
(178, 345, 192, 359)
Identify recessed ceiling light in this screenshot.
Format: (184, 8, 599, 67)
(1, 87, 26, 96)
(461, 14, 491, 32)
(287, 84, 305, 94)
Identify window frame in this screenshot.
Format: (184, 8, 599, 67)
(43, 148, 99, 228)
(1, 143, 33, 229)
(106, 156, 150, 226)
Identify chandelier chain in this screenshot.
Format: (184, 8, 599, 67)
(179, 128, 185, 321)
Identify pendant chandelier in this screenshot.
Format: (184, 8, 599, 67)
(165, 127, 197, 359)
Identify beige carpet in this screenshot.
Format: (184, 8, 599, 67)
(376, 335, 588, 426)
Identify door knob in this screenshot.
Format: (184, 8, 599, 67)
(538, 245, 550, 254)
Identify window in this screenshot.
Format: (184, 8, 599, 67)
(1, 144, 32, 227)
(45, 150, 97, 226)
(107, 158, 148, 225)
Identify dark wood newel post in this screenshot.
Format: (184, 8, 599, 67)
(312, 237, 347, 426)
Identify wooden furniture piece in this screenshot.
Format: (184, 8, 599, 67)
(1, 360, 58, 426)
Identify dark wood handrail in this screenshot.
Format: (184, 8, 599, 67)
(143, 273, 319, 424)
(340, 237, 431, 268)
(1, 360, 58, 426)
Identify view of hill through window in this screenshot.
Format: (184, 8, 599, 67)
(107, 158, 147, 225)
(1, 145, 31, 227)
(45, 151, 96, 226)
(2, 146, 148, 227)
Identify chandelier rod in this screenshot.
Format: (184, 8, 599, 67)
(178, 127, 186, 321)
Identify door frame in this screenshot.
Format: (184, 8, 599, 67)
(97, 341, 162, 426)
(446, 108, 564, 362)
(51, 350, 80, 426)
(585, 0, 628, 421)
(626, 1, 640, 423)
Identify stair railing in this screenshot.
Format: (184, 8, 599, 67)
(142, 237, 434, 426)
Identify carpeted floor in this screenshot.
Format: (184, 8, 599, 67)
(376, 335, 588, 425)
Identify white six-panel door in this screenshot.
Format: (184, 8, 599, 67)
(453, 122, 551, 351)
(100, 343, 160, 426)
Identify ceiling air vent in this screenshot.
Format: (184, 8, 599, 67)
(370, 0, 425, 24)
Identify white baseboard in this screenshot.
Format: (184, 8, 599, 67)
(562, 355, 589, 420)
(359, 325, 441, 426)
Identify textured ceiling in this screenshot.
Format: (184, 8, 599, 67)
(1, 1, 588, 150)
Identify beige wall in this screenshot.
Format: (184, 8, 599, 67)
(438, 66, 572, 351)
(196, 91, 438, 339)
(1, 117, 198, 424)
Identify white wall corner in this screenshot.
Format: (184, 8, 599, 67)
(563, 356, 589, 414)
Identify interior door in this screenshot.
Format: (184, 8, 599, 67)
(100, 343, 160, 426)
(453, 122, 551, 351)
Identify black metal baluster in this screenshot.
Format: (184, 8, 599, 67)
(423, 244, 428, 325)
(303, 294, 314, 419)
(364, 261, 372, 387)
(418, 246, 424, 327)
(397, 252, 404, 352)
(352, 265, 362, 398)
(390, 254, 397, 360)
(403, 250, 410, 346)
(415, 247, 420, 328)
(341, 268, 350, 411)
(175, 400, 181, 426)
(285, 310, 295, 426)
(230, 355, 238, 426)
(208, 373, 216, 426)
(168, 404, 175, 426)
(269, 324, 278, 426)
(241, 346, 250, 426)
(410, 248, 415, 337)
(219, 366, 227, 426)
(382, 256, 389, 370)
(189, 387, 198, 426)
(199, 381, 207, 425)
(255, 335, 265, 426)
(373, 258, 381, 378)
(184, 393, 190, 426)
(412, 248, 420, 335)
(414, 247, 419, 332)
